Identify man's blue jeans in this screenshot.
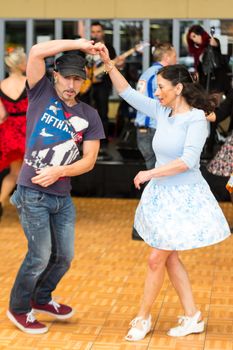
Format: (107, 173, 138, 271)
(9, 185, 76, 313)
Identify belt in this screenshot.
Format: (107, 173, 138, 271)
(136, 126, 149, 130)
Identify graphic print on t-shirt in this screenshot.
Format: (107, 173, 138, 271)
(25, 98, 89, 169)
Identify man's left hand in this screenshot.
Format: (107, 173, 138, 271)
(31, 166, 63, 187)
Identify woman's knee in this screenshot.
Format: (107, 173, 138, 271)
(166, 251, 180, 269)
(148, 250, 169, 271)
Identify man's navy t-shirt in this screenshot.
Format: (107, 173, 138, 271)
(17, 75, 105, 196)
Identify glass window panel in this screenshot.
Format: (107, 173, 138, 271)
(4, 21, 26, 78)
(5, 21, 26, 51)
(150, 20, 173, 64)
(119, 20, 143, 87)
(150, 20, 172, 45)
(33, 20, 55, 80)
(220, 19, 233, 37)
(62, 21, 80, 39)
(218, 19, 233, 61)
(34, 20, 54, 44)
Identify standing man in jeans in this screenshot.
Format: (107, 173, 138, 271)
(7, 38, 105, 334)
(135, 43, 177, 169)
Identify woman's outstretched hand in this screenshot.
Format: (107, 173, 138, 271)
(94, 42, 129, 93)
(94, 43, 111, 64)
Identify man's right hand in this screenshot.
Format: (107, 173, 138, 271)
(76, 38, 101, 55)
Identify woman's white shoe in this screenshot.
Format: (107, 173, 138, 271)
(125, 315, 152, 341)
(167, 310, 204, 337)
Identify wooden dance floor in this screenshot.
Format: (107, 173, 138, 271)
(0, 198, 233, 350)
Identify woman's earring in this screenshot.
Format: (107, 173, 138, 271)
(54, 77, 57, 84)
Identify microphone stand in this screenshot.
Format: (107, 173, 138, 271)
(88, 38, 98, 104)
(205, 26, 216, 159)
(206, 26, 215, 93)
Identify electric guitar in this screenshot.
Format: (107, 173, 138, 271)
(80, 41, 150, 95)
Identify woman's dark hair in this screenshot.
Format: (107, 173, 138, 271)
(188, 24, 206, 37)
(186, 25, 210, 69)
(158, 64, 216, 113)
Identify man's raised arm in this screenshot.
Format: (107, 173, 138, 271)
(26, 38, 97, 88)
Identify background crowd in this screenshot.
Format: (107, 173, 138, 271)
(0, 23, 232, 219)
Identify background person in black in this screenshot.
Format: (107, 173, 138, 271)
(203, 91, 233, 231)
(187, 25, 231, 98)
(187, 25, 231, 159)
(81, 22, 124, 157)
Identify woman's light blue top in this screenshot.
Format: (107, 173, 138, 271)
(120, 86, 209, 186)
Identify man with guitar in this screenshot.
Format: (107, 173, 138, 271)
(81, 22, 121, 154)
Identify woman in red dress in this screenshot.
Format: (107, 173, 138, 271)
(0, 47, 27, 218)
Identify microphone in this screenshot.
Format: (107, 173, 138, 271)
(210, 26, 215, 37)
(91, 37, 99, 43)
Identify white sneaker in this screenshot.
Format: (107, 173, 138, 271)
(167, 310, 204, 337)
(125, 315, 152, 341)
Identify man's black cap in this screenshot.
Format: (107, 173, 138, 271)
(55, 54, 86, 80)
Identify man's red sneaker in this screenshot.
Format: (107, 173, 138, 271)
(31, 299, 74, 320)
(7, 310, 48, 334)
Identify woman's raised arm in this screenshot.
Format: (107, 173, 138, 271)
(97, 43, 164, 120)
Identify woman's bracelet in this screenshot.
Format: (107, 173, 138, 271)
(103, 60, 115, 74)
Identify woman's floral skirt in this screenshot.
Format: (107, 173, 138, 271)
(134, 179, 230, 250)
